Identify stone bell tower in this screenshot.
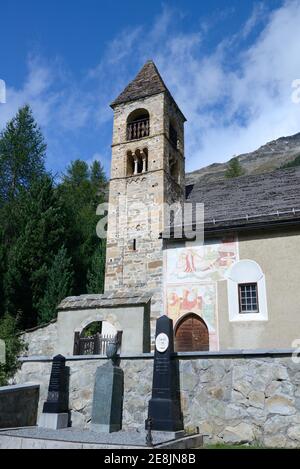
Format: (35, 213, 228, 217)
(105, 60, 186, 323)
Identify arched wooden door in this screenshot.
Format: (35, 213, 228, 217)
(175, 314, 209, 352)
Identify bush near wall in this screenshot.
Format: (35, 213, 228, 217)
(0, 314, 25, 386)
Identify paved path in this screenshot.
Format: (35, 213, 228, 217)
(0, 427, 203, 449)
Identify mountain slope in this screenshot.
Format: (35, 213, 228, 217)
(186, 132, 300, 185)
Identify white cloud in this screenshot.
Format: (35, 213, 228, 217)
(1, 1, 300, 174)
(86, 0, 300, 171)
(86, 152, 110, 173)
(0, 58, 56, 128)
(147, 0, 300, 170)
(242, 2, 267, 39)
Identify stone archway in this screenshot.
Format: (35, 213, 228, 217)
(73, 320, 119, 356)
(174, 313, 209, 352)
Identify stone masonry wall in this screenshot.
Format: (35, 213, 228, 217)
(21, 321, 58, 356)
(14, 354, 300, 448)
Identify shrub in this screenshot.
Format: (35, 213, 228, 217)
(0, 313, 26, 386)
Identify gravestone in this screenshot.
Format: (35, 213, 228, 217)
(0, 339, 5, 365)
(146, 315, 184, 434)
(91, 360, 124, 433)
(39, 354, 69, 429)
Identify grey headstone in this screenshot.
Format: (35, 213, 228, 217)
(91, 361, 124, 433)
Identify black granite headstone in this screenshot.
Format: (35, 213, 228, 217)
(146, 315, 184, 432)
(43, 355, 69, 414)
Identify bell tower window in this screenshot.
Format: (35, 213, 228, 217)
(169, 121, 178, 148)
(169, 153, 180, 184)
(127, 148, 148, 176)
(127, 109, 150, 141)
(127, 151, 134, 176)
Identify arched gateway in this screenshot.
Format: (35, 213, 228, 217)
(175, 314, 209, 352)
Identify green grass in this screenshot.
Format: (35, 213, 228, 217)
(204, 444, 265, 450)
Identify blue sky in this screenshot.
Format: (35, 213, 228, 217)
(0, 0, 300, 177)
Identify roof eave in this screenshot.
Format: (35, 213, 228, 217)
(160, 217, 300, 240)
(110, 89, 187, 122)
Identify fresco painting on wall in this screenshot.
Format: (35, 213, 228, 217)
(166, 236, 238, 283)
(165, 236, 238, 351)
(167, 283, 219, 350)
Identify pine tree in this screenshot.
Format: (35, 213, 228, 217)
(86, 242, 106, 294)
(91, 160, 106, 188)
(225, 157, 245, 178)
(4, 175, 66, 328)
(281, 153, 300, 169)
(58, 159, 107, 295)
(0, 107, 108, 330)
(38, 247, 73, 324)
(0, 228, 6, 317)
(0, 105, 46, 203)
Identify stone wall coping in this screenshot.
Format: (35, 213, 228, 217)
(175, 349, 298, 359)
(57, 292, 152, 311)
(18, 348, 298, 363)
(0, 383, 39, 394)
(19, 319, 57, 336)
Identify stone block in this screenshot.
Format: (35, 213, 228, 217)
(248, 390, 265, 409)
(38, 413, 69, 430)
(266, 395, 296, 415)
(0, 436, 22, 449)
(221, 422, 255, 444)
(287, 425, 300, 441)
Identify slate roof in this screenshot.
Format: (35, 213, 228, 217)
(163, 166, 300, 237)
(111, 61, 167, 107)
(57, 291, 152, 311)
(111, 61, 186, 121)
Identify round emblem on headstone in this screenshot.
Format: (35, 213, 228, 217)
(155, 333, 169, 353)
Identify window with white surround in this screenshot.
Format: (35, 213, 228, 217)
(226, 260, 268, 321)
(238, 283, 259, 314)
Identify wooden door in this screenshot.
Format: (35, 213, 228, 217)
(175, 314, 209, 352)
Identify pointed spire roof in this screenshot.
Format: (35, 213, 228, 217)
(111, 60, 175, 109)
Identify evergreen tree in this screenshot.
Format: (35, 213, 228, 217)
(64, 159, 90, 187)
(0, 105, 46, 203)
(91, 160, 106, 188)
(86, 241, 106, 294)
(58, 159, 107, 295)
(281, 153, 300, 169)
(225, 157, 245, 178)
(38, 246, 73, 324)
(4, 176, 66, 328)
(0, 106, 108, 329)
(0, 228, 6, 317)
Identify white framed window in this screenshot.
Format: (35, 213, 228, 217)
(238, 283, 259, 314)
(226, 260, 268, 322)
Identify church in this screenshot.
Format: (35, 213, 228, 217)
(23, 60, 300, 358)
(5, 61, 300, 447)
(103, 59, 300, 353)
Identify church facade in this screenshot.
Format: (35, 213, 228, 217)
(21, 61, 300, 357)
(103, 60, 300, 353)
